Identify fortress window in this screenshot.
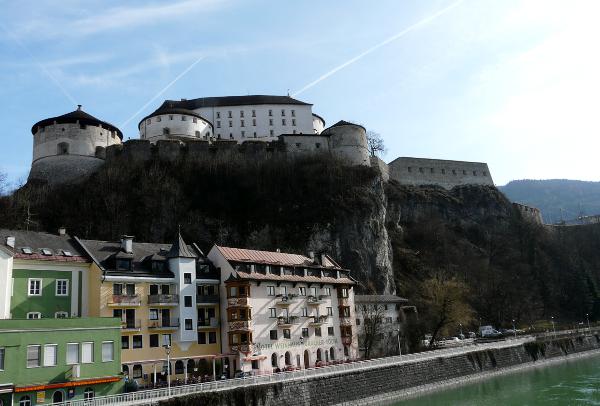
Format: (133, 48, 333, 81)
(195, 131, 200, 137)
(217, 134, 221, 139)
(483, 171, 487, 176)
(252, 110, 256, 117)
(473, 171, 477, 176)
(146, 119, 151, 124)
(430, 168, 434, 174)
(253, 119, 256, 126)
(419, 167, 424, 173)
(157, 117, 161, 122)
(240, 111, 244, 118)
(241, 120, 245, 127)
(163, 128, 170, 135)
(216, 112, 221, 119)
(241, 131, 245, 137)
(253, 132, 257, 138)
(62, 128, 65, 132)
(169, 115, 173, 120)
(217, 121, 221, 128)
(316, 143, 321, 148)
(229, 121, 232, 127)
(57, 142, 69, 155)
(193, 117, 197, 123)
(296, 143, 301, 148)
(463, 170, 467, 175)
(206, 131, 211, 137)
(80, 124, 87, 129)
(270, 130, 274, 136)
(269, 119, 273, 126)
(181, 116, 186, 121)
(282, 119, 286, 125)
(408, 167, 412, 172)
(292, 119, 296, 126)
(452, 169, 457, 175)
(229, 133, 233, 139)
(291, 110, 295, 117)
(281, 109, 286, 116)
(268, 109, 273, 117)
(441, 169, 446, 174)
(228, 111, 232, 118)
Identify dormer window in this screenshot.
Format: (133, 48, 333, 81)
(62, 250, 73, 257)
(152, 261, 165, 272)
(22, 247, 32, 254)
(116, 259, 131, 271)
(41, 249, 53, 256)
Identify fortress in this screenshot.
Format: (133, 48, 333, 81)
(27, 95, 495, 188)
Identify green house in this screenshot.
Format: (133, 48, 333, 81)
(0, 318, 123, 405)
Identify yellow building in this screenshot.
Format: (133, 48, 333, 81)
(77, 234, 224, 386)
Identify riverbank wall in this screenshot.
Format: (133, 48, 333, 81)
(159, 334, 600, 406)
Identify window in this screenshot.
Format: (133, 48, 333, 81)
(270, 129, 274, 136)
(162, 334, 172, 347)
(327, 307, 333, 316)
(19, 396, 31, 406)
(316, 143, 321, 148)
(217, 120, 221, 128)
(193, 117, 198, 124)
(328, 327, 334, 336)
(66, 343, 79, 365)
(269, 308, 277, 318)
(184, 273, 192, 284)
(315, 327, 322, 337)
(133, 364, 142, 379)
(291, 110, 295, 117)
(55, 279, 69, 296)
(43, 344, 57, 366)
(198, 332, 206, 344)
(185, 319, 193, 330)
(184, 296, 192, 307)
(82, 342, 94, 363)
(283, 329, 291, 339)
(302, 328, 309, 338)
(27, 312, 41, 319)
(267, 286, 275, 296)
(296, 143, 301, 148)
(181, 115, 186, 121)
(302, 307, 308, 317)
(228, 120, 232, 127)
(241, 130, 245, 137)
(209, 332, 217, 344)
(102, 341, 114, 362)
(270, 330, 278, 340)
(28, 279, 41, 296)
(281, 109, 286, 116)
(269, 119, 273, 126)
(240, 119, 245, 127)
(240, 110, 244, 118)
(292, 119, 296, 126)
(149, 309, 158, 320)
(216, 112, 221, 119)
(386, 317, 393, 324)
(340, 288, 349, 298)
(121, 336, 129, 350)
(55, 311, 68, 319)
(268, 109, 273, 116)
(132, 335, 143, 349)
(157, 117, 162, 122)
(84, 388, 94, 401)
(323, 288, 331, 296)
(282, 119, 286, 126)
(41, 248, 52, 256)
(0, 348, 4, 370)
(252, 119, 256, 126)
(163, 128, 170, 135)
(356, 319, 361, 325)
(228, 111, 232, 118)
(299, 287, 306, 296)
(150, 334, 159, 348)
(195, 131, 200, 137)
(57, 142, 69, 155)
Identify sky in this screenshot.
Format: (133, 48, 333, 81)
(1, 0, 599, 188)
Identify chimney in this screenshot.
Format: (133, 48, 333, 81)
(77, 104, 82, 111)
(58, 227, 66, 236)
(320, 253, 327, 266)
(121, 235, 134, 254)
(308, 251, 315, 261)
(5, 236, 15, 248)
(276, 248, 281, 253)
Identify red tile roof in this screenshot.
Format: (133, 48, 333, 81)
(233, 271, 355, 285)
(216, 246, 341, 269)
(13, 253, 89, 263)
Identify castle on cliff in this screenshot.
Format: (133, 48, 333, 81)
(28, 95, 495, 189)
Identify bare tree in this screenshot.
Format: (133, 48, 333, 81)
(358, 303, 387, 359)
(366, 131, 387, 157)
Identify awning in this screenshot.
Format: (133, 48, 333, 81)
(243, 355, 267, 362)
(0, 384, 13, 394)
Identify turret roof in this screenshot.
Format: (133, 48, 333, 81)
(138, 104, 213, 129)
(31, 105, 123, 139)
(166, 232, 198, 259)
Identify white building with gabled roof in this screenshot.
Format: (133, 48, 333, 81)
(207, 245, 358, 376)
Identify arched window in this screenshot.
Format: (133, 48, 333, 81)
(133, 364, 142, 379)
(57, 142, 69, 155)
(19, 396, 31, 406)
(195, 131, 200, 138)
(122, 364, 129, 376)
(271, 353, 278, 368)
(175, 360, 184, 374)
(316, 348, 322, 361)
(330, 347, 335, 360)
(84, 387, 94, 400)
(206, 131, 211, 137)
(284, 351, 291, 366)
(187, 359, 196, 375)
(162, 128, 170, 135)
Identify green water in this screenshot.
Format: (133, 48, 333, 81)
(397, 354, 600, 406)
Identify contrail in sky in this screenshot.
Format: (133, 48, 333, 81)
(0, 23, 78, 105)
(120, 55, 205, 128)
(292, 0, 465, 97)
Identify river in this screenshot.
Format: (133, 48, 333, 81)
(397, 353, 600, 405)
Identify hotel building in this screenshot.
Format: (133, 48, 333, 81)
(208, 246, 358, 375)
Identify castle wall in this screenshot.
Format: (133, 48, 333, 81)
(280, 135, 330, 155)
(513, 203, 544, 224)
(388, 157, 494, 189)
(32, 122, 120, 163)
(370, 156, 390, 182)
(29, 155, 105, 185)
(139, 112, 212, 142)
(327, 125, 371, 166)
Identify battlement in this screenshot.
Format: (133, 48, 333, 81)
(513, 202, 543, 224)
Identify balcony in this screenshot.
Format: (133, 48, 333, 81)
(338, 296, 351, 306)
(227, 297, 248, 307)
(197, 294, 220, 305)
(342, 336, 353, 345)
(109, 294, 141, 307)
(277, 316, 299, 327)
(230, 343, 253, 353)
(148, 318, 180, 330)
(121, 319, 141, 331)
(307, 295, 326, 305)
(147, 294, 179, 306)
(339, 317, 353, 326)
(309, 315, 329, 326)
(197, 318, 219, 329)
(228, 320, 252, 331)
(275, 294, 298, 306)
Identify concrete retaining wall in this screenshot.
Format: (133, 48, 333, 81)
(160, 335, 600, 406)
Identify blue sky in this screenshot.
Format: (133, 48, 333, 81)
(1, 0, 598, 187)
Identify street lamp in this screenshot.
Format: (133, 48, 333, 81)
(551, 316, 556, 338)
(163, 341, 171, 397)
(586, 313, 591, 335)
(512, 319, 516, 339)
(459, 323, 463, 339)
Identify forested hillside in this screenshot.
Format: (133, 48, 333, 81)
(1, 156, 599, 338)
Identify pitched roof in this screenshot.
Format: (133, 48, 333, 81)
(167, 233, 198, 258)
(323, 120, 366, 133)
(137, 104, 213, 129)
(0, 229, 88, 262)
(31, 106, 123, 139)
(162, 95, 311, 110)
(215, 246, 343, 269)
(227, 270, 355, 286)
(354, 294, 408, 303)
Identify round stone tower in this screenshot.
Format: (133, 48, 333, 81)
(29, 105, 123, 185)
(138, 104, 213, 143)
(322, 120, 370, 166)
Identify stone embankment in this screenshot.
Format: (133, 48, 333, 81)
(159, 332, 600, 406)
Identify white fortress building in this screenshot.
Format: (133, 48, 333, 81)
(207, 246, 358, 375)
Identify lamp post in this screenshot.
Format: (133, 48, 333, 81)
(395, 329, 402, 357)
(586, 313, 591, 335)
(551, 316, 556, 339)
(163, 342, 171, 397)
(512, 319, 516, 339)
(459, 323, 463, 340)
